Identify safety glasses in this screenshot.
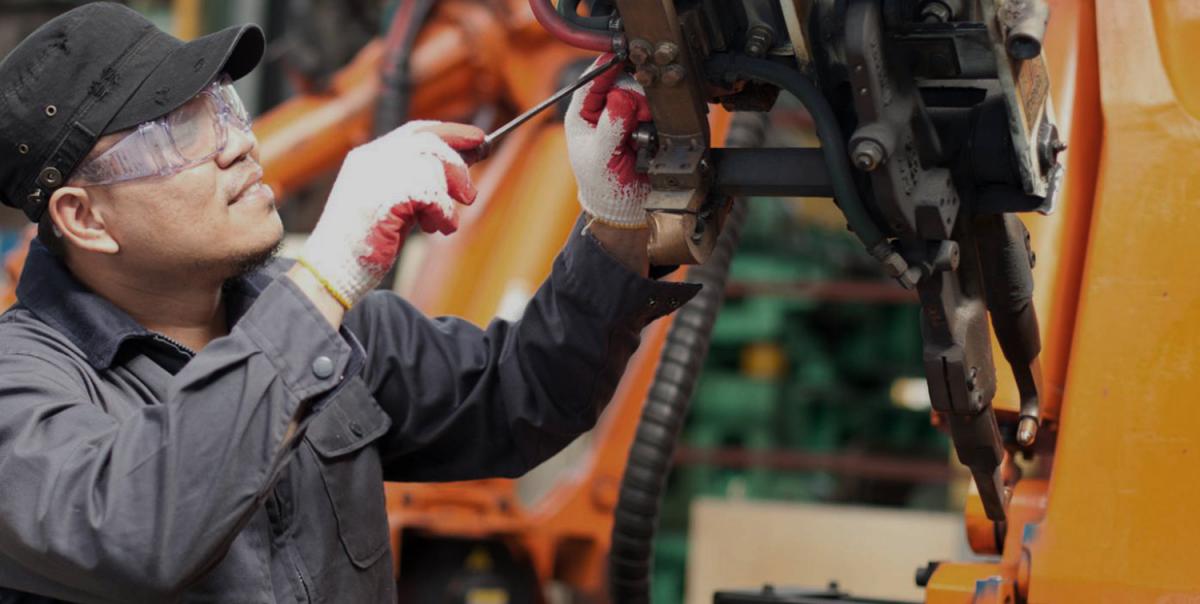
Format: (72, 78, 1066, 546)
(71, 75, 253, 187)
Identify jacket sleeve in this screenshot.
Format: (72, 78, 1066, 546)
(0, 277, 356, 603)
(346, 218, 700, 482)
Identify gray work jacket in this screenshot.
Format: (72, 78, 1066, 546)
(0, 222, 697, 603)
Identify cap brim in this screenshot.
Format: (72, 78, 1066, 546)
(104, 24, 265, 134)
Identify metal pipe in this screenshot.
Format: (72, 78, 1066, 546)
(704, 54, 909, 282)
(528, 0, 615, 52)
(608, 113, 769, 604)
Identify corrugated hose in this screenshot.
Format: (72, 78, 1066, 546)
(608, 112, 770, 604)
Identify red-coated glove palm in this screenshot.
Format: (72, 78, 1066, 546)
(299, 120, 484, 307)
(565, 54, 653, 227)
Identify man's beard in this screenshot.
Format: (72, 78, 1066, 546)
(229, 236, 285, 279)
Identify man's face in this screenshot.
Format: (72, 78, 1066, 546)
(80, 108, 283, 280)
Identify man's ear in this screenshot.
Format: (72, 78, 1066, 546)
(48, 186, 120, 255)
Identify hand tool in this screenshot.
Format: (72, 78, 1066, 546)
(459, 54, 623, 164)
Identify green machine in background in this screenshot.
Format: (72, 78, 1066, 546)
(651, 197, 952, 604)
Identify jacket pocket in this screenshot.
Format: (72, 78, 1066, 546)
(305, 376, 393, 568)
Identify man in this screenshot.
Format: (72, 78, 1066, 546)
(0, 3, 694, 602)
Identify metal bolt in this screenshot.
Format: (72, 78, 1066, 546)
(629, 39, 653, 66)
(745, 26, 772, 58)
(661, 64, 685, 87)
(920, 1, 952, 23)
(852, 139, 886, 171)
(631, 125, 657, 151)
(633, 65, 659, 87)
(653, 42, 679, 65)
(1017, 417, 1039, 447)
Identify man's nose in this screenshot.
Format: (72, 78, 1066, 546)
(216, 125, 258, 169)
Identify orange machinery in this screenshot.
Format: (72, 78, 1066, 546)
(924, 1, 1200, 602)
(6, 1, 1200, 602)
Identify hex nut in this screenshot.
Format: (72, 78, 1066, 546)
(661, 64, 685, 86)
(629, 39, 653, 66)
(653, 42, 679, 65)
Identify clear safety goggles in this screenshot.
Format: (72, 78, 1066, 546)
(72, 75, 253, 187)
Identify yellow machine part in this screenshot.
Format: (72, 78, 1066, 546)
(1027, 1, 1200, 600)
(934, 1, 1200, 601)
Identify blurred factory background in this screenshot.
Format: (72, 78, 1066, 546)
(0, 2, 967, 602)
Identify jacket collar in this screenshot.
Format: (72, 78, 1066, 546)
(15, 240, 272, 370)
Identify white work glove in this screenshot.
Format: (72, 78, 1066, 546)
(298, 120, 483, 308)
(565, 54, 653, 228)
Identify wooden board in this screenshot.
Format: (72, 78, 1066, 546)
(687, 499, 967, 603)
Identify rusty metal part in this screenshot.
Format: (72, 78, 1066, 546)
(1000, 0, 1050, 60)
(647, 209, 716, 266)
(614, 0, 716, 265)
(660, 64, 686, 86)
(628, 38, 653, 65)
(610, 1, 709, 137)
(633, 64, 658, 87)
(982, 0, 1061, 204)
(653, 41, 679, 65)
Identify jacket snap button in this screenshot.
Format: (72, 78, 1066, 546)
(311, 356, 335, 379)
(349, 422, 364, 437)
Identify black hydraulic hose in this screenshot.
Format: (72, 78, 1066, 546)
(704, 54, 904, 272)
(372, 0, 436, 292)
(374, 0, 438, 136)
(608, 113, 769, 604)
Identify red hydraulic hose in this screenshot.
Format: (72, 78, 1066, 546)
(528, 0, 614, 52)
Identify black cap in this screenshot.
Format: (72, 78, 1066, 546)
(0, 2, 265, 222)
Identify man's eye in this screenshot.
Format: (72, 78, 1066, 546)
(169, 102, 211, 156)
